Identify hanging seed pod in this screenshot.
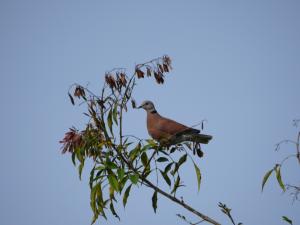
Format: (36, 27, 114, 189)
(158, 64, 164, 73)
(146, 67, 152, 77)
(154, 71, 164, 84)
(105, 74, 117, 89)
(163, 63, 169, 72)
(74, 86, 86, 99)
(135, 67, 145, 78)
(119, 73, 127, 87)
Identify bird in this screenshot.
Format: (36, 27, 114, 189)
(138, 100, 212, 146)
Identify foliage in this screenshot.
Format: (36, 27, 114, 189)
(218, 202, 243, 225)
(261, 120, 300, 194)
(261, 119, 300, 224)
(60, 55, 220, 225)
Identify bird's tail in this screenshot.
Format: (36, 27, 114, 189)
(191, 133, 212, 144)
(168, 132, 212, 145)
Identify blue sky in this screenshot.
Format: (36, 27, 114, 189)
(0, 1, 299, 225)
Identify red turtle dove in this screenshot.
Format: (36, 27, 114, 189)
(138, 100, 212, 145)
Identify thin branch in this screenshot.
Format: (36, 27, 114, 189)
(113, 146, 221, 225)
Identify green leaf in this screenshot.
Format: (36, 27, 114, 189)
(95, 166, 106, 171)
(146, 139, 158, 147)
(89, 166, 95, 189)
(164, 162, 173, 174)
(78, 162, 84, 180)
(123, 184, 132, 207)
(129, 174, 139, 184)
(108, 173, 119, 192)
(106, 161, 118, 169)
(110, 202, 120, 220)
(171, 175, 180, 194)
(170, 147, 177, 153)
(107, 108, 113, 135)
(152, 190, 158, 213)
(119, 175, 128, 192)
(117, 168, 125, 180)
(160, 170, 171, 186)
(173, 154, 187, 175)
(129, 143, 141, 161)
(275, 166, 286, 192)
(141, 152, 148, 168)
(282, 216, 293, 224)
(157, 157, 169, 162)
(109, 185, 115, 200)
(71, 152, 76, 166)
(178, 154, 187, 166)
(193, 162, 202, 192)
(261, 168, 273, 192)
(75, 147, 84, 163)
(90, 183, 102, 224)
(112, 103, 118, 125)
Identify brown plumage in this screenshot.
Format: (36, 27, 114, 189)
(138, 100, 212, 144)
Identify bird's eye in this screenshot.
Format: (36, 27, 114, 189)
(145, 103, 149, 105)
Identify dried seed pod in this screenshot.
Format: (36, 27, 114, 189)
(163, 55, 172, 66)
(105, 74, 117, 89)
(135, 68, 145, 78)
(119, 73, 127, 86)
(154, 71, 164, 84)
(74, 86, 86, 98)
(163, 63, 169, 72)
(158, 64, 164, 73)
(60, 128, 83, 154)
(146, 67, 152, 77)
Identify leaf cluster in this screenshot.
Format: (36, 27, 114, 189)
(60, 55, 204, 224)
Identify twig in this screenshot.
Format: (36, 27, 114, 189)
(113, 146, 221, 225)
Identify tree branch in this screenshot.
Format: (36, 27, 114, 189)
(114, 146, 221, 225)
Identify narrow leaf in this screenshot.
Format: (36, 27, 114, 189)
(282, 216, 293, 224)
(71, 152, 76, 166)
(275, 166, 286, 191)
(129, 174, 139, 184)
(160, 170, 171, 186)
(78, 162, 84, 180)
(193, 162, 202, 192)
(123, 184, 132, 207)
(141, 152, 148, 168)
(89, 166, 95, 189)
(108, 174, 119, 192)
(112, 103, 118, 125)
(110, 202, 120, 220)
(106, 161, 118, 169)
(178, 154, 187, 167)
(152, 190, 158, 213)
(173, 154, 187, 175)
(109, 185, 115, 200)
(117, 168, 125, 180)
(157, 157, 169, 162)
(164, 162, 173, 174)
(107, 108, 113, 135)
(171, 175, 180, 194)
(261, 169, 273, 191)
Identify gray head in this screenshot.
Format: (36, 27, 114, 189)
(138, 100, 156, 113)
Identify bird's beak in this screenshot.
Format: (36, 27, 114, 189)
(137, 105, 143, 109)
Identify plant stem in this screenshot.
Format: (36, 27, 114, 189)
(141, 178, 221, 225)
(114, 148, 221, 225)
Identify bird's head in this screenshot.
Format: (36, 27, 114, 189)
(138, 100, 156, 113)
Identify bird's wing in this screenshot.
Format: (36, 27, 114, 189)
(156, 116, 199, 137)
(147, 113, 200, 141)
